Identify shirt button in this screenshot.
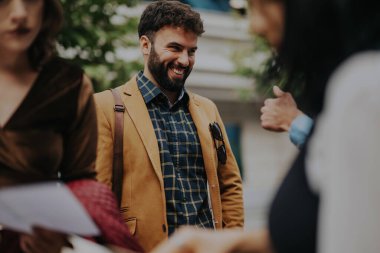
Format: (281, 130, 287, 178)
(183, 197, 187, 202)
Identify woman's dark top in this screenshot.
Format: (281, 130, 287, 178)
(0, 57, 98, 252)
(0, 57, 97, 187)
(269, 139, 320, 253)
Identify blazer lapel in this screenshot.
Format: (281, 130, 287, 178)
(188, 92, 216, 174)
(121, 78, 163, 183)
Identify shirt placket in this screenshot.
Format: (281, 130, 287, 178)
(168, 107, 190, 227)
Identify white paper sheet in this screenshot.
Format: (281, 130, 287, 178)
(0, 182, 99, 236)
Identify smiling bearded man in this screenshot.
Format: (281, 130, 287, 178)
(147, 40, 192, 92)
(94, 1, 244, 252)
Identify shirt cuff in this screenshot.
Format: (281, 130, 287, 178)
(289, 114, 314, 148)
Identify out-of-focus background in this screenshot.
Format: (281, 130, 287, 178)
(58, 0, 298, 231)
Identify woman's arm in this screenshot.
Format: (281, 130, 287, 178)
(60, 74, 98, 181)
(309, 53, 380, 253)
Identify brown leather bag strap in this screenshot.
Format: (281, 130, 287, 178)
(110, 88, 125, 207)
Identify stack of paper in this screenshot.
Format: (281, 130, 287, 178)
(0, 182, 99, 236)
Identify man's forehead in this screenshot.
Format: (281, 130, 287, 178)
(154, 26, 198, 46)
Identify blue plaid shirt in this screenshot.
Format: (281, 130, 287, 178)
(137, 72, 214, 235)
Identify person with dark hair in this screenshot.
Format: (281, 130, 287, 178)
(149, 0, 380, 252)
(95, 1, 244, 251)
(0, 0, 142, 252)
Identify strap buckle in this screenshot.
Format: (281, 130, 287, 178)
(114, 104, 125, 112)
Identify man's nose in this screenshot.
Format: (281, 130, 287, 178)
(177, 50, 190, 67)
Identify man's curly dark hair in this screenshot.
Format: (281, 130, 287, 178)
(138, 0, 204, 41)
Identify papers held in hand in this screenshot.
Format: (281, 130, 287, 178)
(0, 182, 99, 236)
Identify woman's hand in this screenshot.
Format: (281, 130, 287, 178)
(20, 226, 69, 253)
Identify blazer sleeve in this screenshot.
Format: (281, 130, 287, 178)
(214, 105, 245, 228)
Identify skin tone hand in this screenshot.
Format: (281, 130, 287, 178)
(109, 246, 141, 253)
(150, 227, 273, 253)
(260, 85, 303, 132)
(19, 226, 69, 253)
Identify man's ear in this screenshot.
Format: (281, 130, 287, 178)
(140, 35, 151, 55)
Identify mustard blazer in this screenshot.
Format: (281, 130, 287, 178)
(94, 76, 244, 251)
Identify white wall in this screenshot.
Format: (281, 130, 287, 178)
(241, 112, 298, 230)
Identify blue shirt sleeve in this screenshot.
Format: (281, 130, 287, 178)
(289, 114, 314, 148)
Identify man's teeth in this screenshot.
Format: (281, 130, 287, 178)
(173, 68, 184, 75)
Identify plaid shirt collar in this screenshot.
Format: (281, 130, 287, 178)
(136, 71, 188, 107)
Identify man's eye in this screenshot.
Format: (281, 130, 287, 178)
(170, 46, 181, 51)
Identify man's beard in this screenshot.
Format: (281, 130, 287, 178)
(147, 46, 192, 92)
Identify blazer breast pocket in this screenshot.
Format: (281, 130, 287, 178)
(125, 216, 137, 235)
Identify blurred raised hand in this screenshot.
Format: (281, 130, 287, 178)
(150, 227, 273, 253)
(260, 86, 303, 132)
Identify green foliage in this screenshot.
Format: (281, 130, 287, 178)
(233, 36, 305, 98)
(233, 36, 287, 98)
(59, 0, 143, 92)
